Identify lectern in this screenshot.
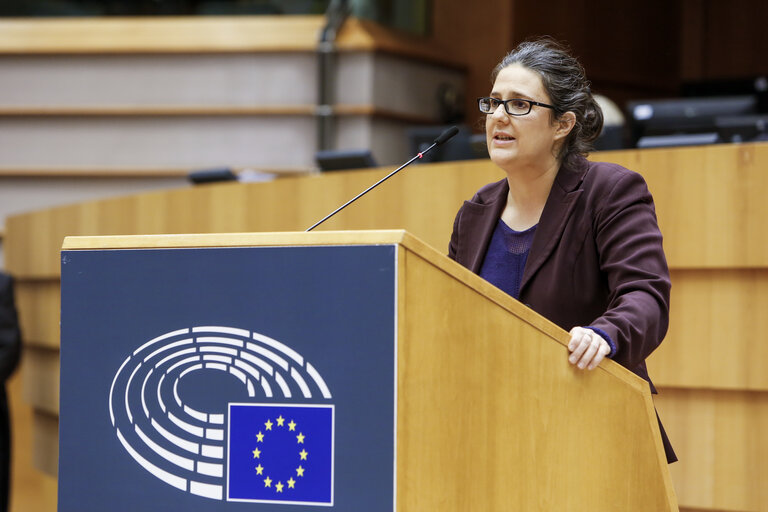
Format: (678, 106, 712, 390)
(59, 230, 677, 511)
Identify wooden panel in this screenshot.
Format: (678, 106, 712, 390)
(0, 105, 436, 125)
(0, 16, 326, 54)
(32, 411, 59, 479)
(432, 0, 512, 129)
(6, 371, 58, 512)
(6, 143, 768, 506)
(701, 0, 768, 80)
(9, 144, 768, 279)
(398, 248, 675, 510)
(0, 167, 191, 178)
(22, 346, 59, 416)
(0, 105, 315, 116)
(649, 269, 768, 390)
(599, 144, 768, 268)
(14, 280, 60, 349)
(0, 16, 459, 68)
(655, 388, 768, 512)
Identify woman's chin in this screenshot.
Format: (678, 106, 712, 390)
(489, 148, 520, 168)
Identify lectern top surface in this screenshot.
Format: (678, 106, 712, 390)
(62, 230, 412, 250)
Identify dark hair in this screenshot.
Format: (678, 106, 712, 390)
(491, 38, 604, 166)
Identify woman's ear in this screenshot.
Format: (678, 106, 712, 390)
(554, 111, 576, 141)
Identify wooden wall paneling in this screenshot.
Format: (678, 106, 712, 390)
(701, 0, 768, 79)
(510, 0, 681, 105)
(597, 144, 768, 268)
(648, 269, 768, 390)
(6, 371, 58, 512)
(680, 0, 707, 81)
(31, 411, 59, 479)
(0, 16, 326, 54)
(398, 248, 675, 510)
(431, 0, 514, 129)
(21, 346, 59, 416)
(14, 280, 60, 349)
(6, 143, 768, 510)
(654, 388, 768, 512)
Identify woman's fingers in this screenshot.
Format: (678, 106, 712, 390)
(568, 327, 609, 371)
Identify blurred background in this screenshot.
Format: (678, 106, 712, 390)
(1, 1, 767, 511)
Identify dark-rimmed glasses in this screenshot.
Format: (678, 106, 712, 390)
(477, 97, 556, 116)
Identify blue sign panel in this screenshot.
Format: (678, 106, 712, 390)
(59, 245, 396, 512)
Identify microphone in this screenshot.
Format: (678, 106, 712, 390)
(306, 126, 459, 232)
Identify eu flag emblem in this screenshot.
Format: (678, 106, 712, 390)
(227, 403, 334, 505)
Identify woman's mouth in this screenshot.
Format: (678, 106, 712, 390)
(493, 133, 516, 143)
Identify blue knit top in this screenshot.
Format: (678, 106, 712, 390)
(479, 219, 537, 300)
(478, 218, 617, 356)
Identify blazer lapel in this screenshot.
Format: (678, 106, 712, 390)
(455, 180, 507, 273)
(520, 159, 588, 293)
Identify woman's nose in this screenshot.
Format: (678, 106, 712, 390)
(491, 103, 509, 121)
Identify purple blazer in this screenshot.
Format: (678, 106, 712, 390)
(449, 156, 676, 462)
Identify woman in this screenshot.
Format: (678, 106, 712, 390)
(448, 39, 676, 462)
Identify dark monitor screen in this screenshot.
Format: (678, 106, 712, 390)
(315, 149, 377, 172)
(626, 95, 758, 147)
(715, 114, 768, 143)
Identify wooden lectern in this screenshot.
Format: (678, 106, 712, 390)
(59, 230, 677, 511)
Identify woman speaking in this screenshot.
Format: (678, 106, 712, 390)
(448, 38, 676, 463)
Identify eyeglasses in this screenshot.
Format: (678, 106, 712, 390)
(477, 96, 556, 116)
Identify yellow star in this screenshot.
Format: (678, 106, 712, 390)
(276, 481, 284, 493)
(299, 449, 308, 460)
(264, 419, 273, 431)
(256, 431, 264, 442)
(252, 447, 261, 459)
(255, 464, 264, 475)
(296, 465, 305, 477)
(288, 420, 297, 431)
(276, 415, 285, 427)
(287, 477, 296, 489)
(296, 432, 305, 444)
(264, 476, 272, 487)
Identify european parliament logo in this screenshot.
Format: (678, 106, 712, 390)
(108, 326, 334, 504)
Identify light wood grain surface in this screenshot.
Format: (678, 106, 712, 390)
(7, 142, 768, 511)
(397, 247, 675, 510)
(0, 16, 460, 67)
(54, 231, 678, 510)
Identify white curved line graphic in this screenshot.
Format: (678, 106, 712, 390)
(133, 328, 190, 356)
(117, 429, 187, 491)
(151, 418, 199, 455)
(306, 362, 332, 399)
(109, 355, 131, 426)
(192, 326, 249, 337)
(252, 332, 303, 365)
(110, 326, 333, 501)
(144, 338, 193, 363)
(245, 342, 289, 371)
(156, 347, 197, 369)
(240, 352, 274, 376)
(259, 376, 273, 397)
(136, 425, 195, 471)
(196, 336, 244, 348)
(291, 367, 312, 398)
(274, 372, 291, 398)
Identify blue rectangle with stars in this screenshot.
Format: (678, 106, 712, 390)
(228, 403, 334, 505)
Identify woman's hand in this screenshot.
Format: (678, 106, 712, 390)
(568, 327, 611, 370)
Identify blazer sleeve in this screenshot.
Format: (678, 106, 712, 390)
(448, 206, 462, 261)
(0, 273, 22, 382)
(589, 171, 671, 372)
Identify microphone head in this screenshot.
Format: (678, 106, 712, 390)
(433, 126, 459, 146)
